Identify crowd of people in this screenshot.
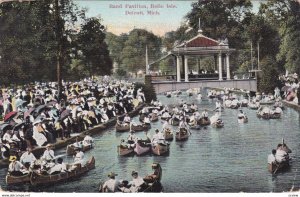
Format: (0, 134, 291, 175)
(0, 76, 146, 163)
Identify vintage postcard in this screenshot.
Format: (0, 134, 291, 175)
(0, 0, 299, 196)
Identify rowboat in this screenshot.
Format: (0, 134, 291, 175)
(189, 124, 201, 130)
(132, 124, 151, 131)
(197, 117, 211, 126)
(66, 143, 93, 156)
(211, 120, 224, 128)
(115, 124, 130, 132)
(164, 128, 173, 141)
(118, 145, 134, 156)
(134, 141, 151, 156)
(150, 114, 159, 122)
(6, 172, 31, 185)
(175, 128, 190, 141)
(270, 113, 281, 119)
(170, 118, 179, 126)
(268, 160, 289, 174)
(30, 156, 95, 186)
(151, 143, 169, 156)
(99, 162, 163, 193)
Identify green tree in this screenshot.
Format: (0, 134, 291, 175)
(258, 56, 280, 93)
(121, 29, 162, 75)
(77, 17, 112, 76)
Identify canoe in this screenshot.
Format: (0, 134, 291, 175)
(164, 129, 173, 141)
(170, 118, 179, 126)
(115, 124, 130, 132)
(175, 128, 190, 141)
(66, 143, 93, 156)
(151, 143, 169, 156)
(118, 145, 134, 156)
(134, 141, 151, 156)
(211, 121, 224, 128)
(270, 113, 281, 119)
(256, 113, 270, 120)
(150, 114, 159, 122)
(132, 124, 151, 131)
(99, 162, 163, 193)
(268, 161, 289, 174)
(197, 117, 211, 126)
(6, 172, 31, 185)
(189, 124, 201, 130)
(30, 156, 95, 186)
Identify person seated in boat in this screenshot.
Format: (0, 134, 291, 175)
(8, 155, 28, 176)
(127, 131, 138, 146)
(201, 109, 209, 119)
(275, 144, 289, 163)
(118, 180, 131, 193)
(144, 163, 162, 183)
(151, 129, 165, 145)
(102, 172, 121, 192)
(179, 119, 188, 129)
(0, 142, 10, 159)
(123, 114, 131, 124)
(190, 103, 198, 112)
(83, 135, 94, 147)
(188, 114, 197, 126)
(268, 149, 276, 165)
(210, 113, 220, 124)
(238, 110, 246, 119)
(141, 107, 148, 115)
(47, 158, 67, 175)
(129, 171, 147, 192)
(273, 106, 283, 114)
(73, 147, 85, 166)
(161, 111, 171, 120)
(162, 120, 171, 131)
(72, 137, 83, 149)
(20, 148, 36, 169)
(143, 116, 151, 125)
(215, 101, 222, 111)
(41, 144, 55, 162)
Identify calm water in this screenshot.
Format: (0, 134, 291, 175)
(1, 90, 300, 193)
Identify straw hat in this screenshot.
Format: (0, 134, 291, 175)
(9, 156, 17, 162)
(107, 172, 118, 178)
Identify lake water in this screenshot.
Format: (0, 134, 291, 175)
(1, 90, 300, 193)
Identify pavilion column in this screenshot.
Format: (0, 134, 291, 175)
(218, 53, 223, 80)
(226, 53, 230, 80)
(176, 56, 181, 82)
(184, 56, 189, 82)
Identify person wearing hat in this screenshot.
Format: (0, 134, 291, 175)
(8, 155, 26, 176)
(152, 129, 163, 145)
(144, 163, 162, 183)
(47, 157, 67, 175)
(73, 147, 85, 166)
(127, 130, 137, 146)
(102, 172, 121, 192)
(41, 144, 55, 162)
(20, 148, 36, 169)
(129, 170, 146, 192)
(32, 119, 48, 147)
(201, 109, 208, 119)
(237, 110, 246, 119)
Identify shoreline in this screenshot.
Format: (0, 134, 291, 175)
(0, 103, 146, 168)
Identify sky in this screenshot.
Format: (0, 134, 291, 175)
(74, 0, 264, 36)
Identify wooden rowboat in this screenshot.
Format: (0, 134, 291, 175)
(175, 128, 190, 141)
(115, 124, 130, 132)
(132, 124, 151, 131)
(30, 156, 95, 186)
(150, 114, 159, 122)
(151, 143, 169, 156)
(211, 121, 224, 128)
(118, 145, 134, 156)
(164, 128, 173, 141)
(6, 172, 31, 185)
(268, 161, 289, 174)
(197, 117, 211, 126)
(66, 144, 93, 156)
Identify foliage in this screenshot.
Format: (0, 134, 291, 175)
(121, 29, 162, 74)
(258, 56, 280, 93)
(77, 17, 112, 76)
